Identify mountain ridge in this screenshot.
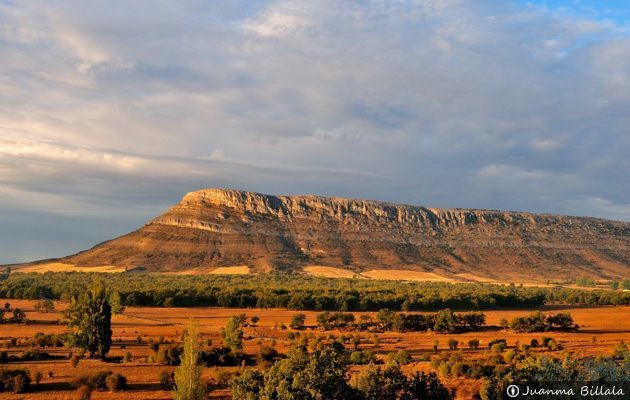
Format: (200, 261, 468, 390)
(13, 188, 630, 282)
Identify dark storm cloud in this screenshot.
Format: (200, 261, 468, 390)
(0, 0, 629, 262)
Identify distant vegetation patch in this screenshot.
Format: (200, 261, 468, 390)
(2, 272, 630, 311)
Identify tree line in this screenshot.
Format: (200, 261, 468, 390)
(315, 309, 486, 333)
(1, 272, 629, 312)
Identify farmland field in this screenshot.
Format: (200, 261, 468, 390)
(1, 298, 628, 399)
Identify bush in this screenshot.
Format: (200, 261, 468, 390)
(488, 339, 507, 349)
(546, 339, 560, 351)
(74, 370, 123, 391)
(34, 370, 42, 385)
(156, 344, 182, 365)
(159, 370, 172, 389)
(491, 342, 507, 353)
(20, 349, 54, 361)
(386, 349, 412, 366)
(105, 373, 127, 392)
(530, 338, 539, 348)
(350, 350, 376, 365)
(290, 313, 306, 330)
(76, 385, 92, 400)
(123, 352, 132, 362)
(468, 338, 480, 349)
(70, 355, 81, 368)
(0, 368, 31, 393)
(447, 339, 458, 350)
(257, 345, 279, 364)
(449, 361, 468, 377)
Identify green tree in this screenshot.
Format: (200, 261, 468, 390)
(406, 371, 452, 400)
(352, 364, 407, 399)
(35, 298, 55, 313)
(174, 319, 206, 400)
(231, 369, 264, 400)
(63, 282, 112, 359)
(290, 313, 306, 330)
(223, 315, 244, 352)
(233, 344, 354, 400)
(10, 308, 26, 323)
(433, 309, 457, 333)
(109, 291, 124, 315)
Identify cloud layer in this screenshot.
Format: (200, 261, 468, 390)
(1, 0, 629, 262)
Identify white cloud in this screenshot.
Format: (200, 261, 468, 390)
(244, 11, 311, 37)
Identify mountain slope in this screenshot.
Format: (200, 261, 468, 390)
(17, 188, 630, 282)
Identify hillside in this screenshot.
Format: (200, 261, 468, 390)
(15, 188, 630, 282)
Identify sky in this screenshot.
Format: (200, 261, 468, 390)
(1, 0, 629, 263)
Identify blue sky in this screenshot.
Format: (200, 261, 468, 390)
(1, 0, 629, 263)
(520, 0, 630, 25)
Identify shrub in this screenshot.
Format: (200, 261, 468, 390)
(350, 350, 376, 365)
(386, 349, 412, 366)
(546, 339, 560, 351)
(159, 370, 172, 389)
(612, 341, 629, 360)
(447, 339, 459, 350)
(290, 313, 306, 330)
(123, 352, 132, 362)
(0, 369, 31, 393)
(257, 345, 279, 364)
(530, 338, 539, 348)
(70, 355, 81, 368)
(468, 338, 480, 349)
(488, 338, 507, 349)
(20, 349, 54, 361)
(74, 370, 119, 391)
(491, 342, 507, 353)
(156, 344, 182, 365)
(76, 385, 92, 400)
(34, 370, 42, 385)
(105, 373, 127, 392)
(449, 361, 468, 377)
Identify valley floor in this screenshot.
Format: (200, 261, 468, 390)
(1, 300, 629, 399)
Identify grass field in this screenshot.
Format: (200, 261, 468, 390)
(1, 299, 629, 399)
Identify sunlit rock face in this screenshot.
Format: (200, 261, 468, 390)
(24, 188, 630, 281)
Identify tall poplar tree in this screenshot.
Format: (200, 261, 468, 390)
(174, 319, 206, 400)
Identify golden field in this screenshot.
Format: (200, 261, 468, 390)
(0, 299, 628, 399)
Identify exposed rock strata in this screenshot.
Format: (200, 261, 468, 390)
(23, 189, 630, 281)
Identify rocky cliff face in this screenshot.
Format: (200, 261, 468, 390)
(37, 188, 630, 281)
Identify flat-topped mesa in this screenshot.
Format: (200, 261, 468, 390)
(25, 188, 630, 280)
(152, 188, 618, 232)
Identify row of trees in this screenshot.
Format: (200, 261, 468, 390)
(4, 272, 629, 311)
(509, 311, 577, 333)
(315, 309, 486, 333)
(0, 307, 26, 324)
